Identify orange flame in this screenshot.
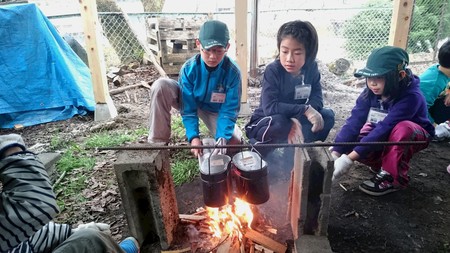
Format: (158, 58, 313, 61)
(206, 197, 254, 240)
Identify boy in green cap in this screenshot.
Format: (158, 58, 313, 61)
(330, 46, 434, 196)
(147, 20, 242, 157)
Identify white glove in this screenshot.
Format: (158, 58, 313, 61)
(72, 222, 111, 235)
(0, 134, 26, 157)
(304, 106, 324, 133)
(435, 121, 450, 140)
(332, 154, 354, 181)
(212, 137, 227, 155)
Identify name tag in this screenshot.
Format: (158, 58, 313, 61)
(367, 108, 388, 124)
(294, 84, 311, 100)
(210, 92, 226, 103)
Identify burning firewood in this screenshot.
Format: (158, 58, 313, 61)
(244, 229, 287, 253)
(179, 214, 207, 221)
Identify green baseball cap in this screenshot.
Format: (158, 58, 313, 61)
(354, 46, 409, 78)
(199, 20, 230, 49)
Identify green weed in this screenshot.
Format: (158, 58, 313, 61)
(170, 149, 199, 186)
(54, 128, 146, 207)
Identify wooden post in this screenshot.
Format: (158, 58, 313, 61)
(388, 0, 414, 49)
(249, 0, 259, 78)
(79, 0, 117, 121)
(235, 0, 252, 116)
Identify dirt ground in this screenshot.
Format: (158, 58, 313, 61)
(1, 62, 449, 253)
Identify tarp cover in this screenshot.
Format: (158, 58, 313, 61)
(0, 3, 95, 129)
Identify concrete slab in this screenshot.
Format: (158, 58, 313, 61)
(295, 235, 333, 253)
(37, 152, 61, 179)
(94, 96, 118, 121)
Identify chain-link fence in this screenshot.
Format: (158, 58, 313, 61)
(47, 0, 449, 70)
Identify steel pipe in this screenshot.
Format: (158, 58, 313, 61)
(97, 140, 428, 151)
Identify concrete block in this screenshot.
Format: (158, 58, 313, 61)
(114, 147, 179, 250)
(306, 146, 334, 194)
(295, 235, 333, 253)
(291, 145, 334, 238)
(316, 194, 331, 236)
(37, 152, 61, 180)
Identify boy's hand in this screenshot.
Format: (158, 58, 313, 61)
(190, 138, 203, 157)
(212, 138, 227, 155)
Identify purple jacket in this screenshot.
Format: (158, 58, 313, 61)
(334, 75, 435, 157)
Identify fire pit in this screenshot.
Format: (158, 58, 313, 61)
(114, 144, 334, 253)
(180, 197, 289, 253)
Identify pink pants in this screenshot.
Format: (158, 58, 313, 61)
(358, 121, 430, 187)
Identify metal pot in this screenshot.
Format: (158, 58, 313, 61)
(199, 153, 231, 207)
(232, 151, 270, 205)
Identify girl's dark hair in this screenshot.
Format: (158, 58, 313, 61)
(364, 68, 413, 100)
(276, 20, 318, 64)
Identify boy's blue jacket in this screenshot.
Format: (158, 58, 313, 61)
(334, 75, 435, 157)
(179, 54, 241, 142)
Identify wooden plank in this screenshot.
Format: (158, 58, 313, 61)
(157, 17, 206, 29)
(163, 53, 197, 63)
(159, 30, 199, 40)
(245, 229, 287, 253)
(79, 0, 110, 103)
(235, 0, 248, 103)
(178, 214, 206, 221)
(290, 145, 311, 239)
(388, 0, 414, 49)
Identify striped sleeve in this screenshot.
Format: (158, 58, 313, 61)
(29, 222, 72, 252)
(0, 152, 60, 252)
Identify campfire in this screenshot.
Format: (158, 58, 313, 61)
(179, 197, 288, 253)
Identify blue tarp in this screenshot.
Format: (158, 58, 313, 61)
(0, 3, 95, 129)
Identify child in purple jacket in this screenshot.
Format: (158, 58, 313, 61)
(331, 46, 435, 196)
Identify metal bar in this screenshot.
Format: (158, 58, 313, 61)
(97, 141, 428, 151)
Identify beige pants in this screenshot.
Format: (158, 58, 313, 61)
(148, 78, 242, 144)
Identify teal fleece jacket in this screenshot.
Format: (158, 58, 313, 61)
(179, 54, 242, 142)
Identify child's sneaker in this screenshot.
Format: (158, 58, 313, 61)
(359, 170, 399, 196)
(119, 237, 140, 253)
(368, 166, 381, 174)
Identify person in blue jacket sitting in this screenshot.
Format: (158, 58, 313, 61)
(147, 20, 242, 157)
(418, 40, 450, 141)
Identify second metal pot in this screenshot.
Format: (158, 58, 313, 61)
(232, 151, 270, 205)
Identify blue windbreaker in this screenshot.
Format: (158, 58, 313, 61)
(178, 54, 242, 142)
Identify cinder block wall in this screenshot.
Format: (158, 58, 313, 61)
(114, 147, 179, 250)
(291, 146, 334, 253)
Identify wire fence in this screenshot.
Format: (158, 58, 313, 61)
(47, 0, 449, 71)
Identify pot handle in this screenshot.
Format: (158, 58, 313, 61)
(244, 138, 264, 169)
